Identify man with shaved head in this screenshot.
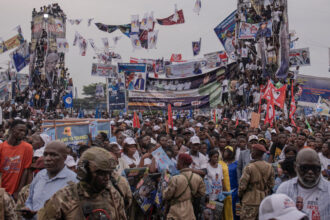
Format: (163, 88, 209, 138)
(20, 141, 78, 219)
(277, 148, 330, 219)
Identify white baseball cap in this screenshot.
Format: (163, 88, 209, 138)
(259, 194, 307, 220)
(195, 123, 203, 128)
(65, 155, 77, 168)
(248, 135, 258, 142)
(190, 136, 201, 144)
(153, 125, 160, 131)
(123, 137, 136, 145)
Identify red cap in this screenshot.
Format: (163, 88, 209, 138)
(178, 153, 193, 166)
(252, 144, 267, 153)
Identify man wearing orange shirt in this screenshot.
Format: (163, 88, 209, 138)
(0, 120, 33, 200)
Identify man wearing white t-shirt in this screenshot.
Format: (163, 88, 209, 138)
(319, 142, 330, 177)
(221, 79, 229, 104)
(189, 136, 207, 176)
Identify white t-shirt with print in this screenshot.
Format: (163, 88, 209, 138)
(297, 184, 323, 220)
(206, 163, 224, 201)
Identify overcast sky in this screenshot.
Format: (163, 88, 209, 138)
(0, 0, 329, 97)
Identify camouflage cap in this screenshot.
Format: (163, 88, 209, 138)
(79, 147, 117, 172)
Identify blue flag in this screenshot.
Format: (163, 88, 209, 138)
(63, 93, 73, 108)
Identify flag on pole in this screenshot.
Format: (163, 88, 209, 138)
(289, 84, 296, 127)
(265, 94, 275, 127)
(192, 38, 201, 56)
(193, 0, 202, 15)
(133, 111, 141, 128)
(168, 104, 173, 129)
(63, 93, 73, 108)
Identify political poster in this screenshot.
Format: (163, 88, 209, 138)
(192, 38, 201, 56)
(118, 63, 147, 92)
(56, 38, 69, 53)
(157, 9, 185, 25)
(128, 72, 224, 110)
(204, 51, 228, 69)
(133, 175, 158, 213)
(108, 77, 126, 110)
(296, 74, 330, 104)
(238, 21, 273, 40)
(250, 112, 261, 128)
(165, 61, 202, 78)
(152, 147, 178, 175)
(148, 30, 158, 49)
(10, 42, 30, 72)
(47, 16, 66, 38)
(0, 34, 25, 54)
(91, 63, 117, 78)
(131, 15, 140, 33)
(214, 10, 237, 56)
(147, 66, 223, 91)
(97, 121, 111, 139)
(16, 73, 29, 91)
(289, 48, 311, 66)
(56, 123, 90, 145)
(31, 15, 44, 39)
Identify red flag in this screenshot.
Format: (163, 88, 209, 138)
(170, 53, 184, 62)
(235, 118, 239, 128)
(265, 95, 275, 127)
(157, 9, 185, 25)
(168, 104, 173, 129)
(289, 84, 296, 127)
(152, 62, 158, 78)
(213, 109, 216, 123)
(130, 57, 139, 63)
(262, 81, 287, 109)
(133, 111, 140, 128)
(218, 51, 228, 63)
(273, 85, 287, 109)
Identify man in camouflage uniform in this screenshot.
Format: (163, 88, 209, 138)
(0, 188, 17, 220)
(15, 184, 30, 220)
(37, 147, 127, 220)
(163, 153, 206, 220)
(238, 144, 275, 220)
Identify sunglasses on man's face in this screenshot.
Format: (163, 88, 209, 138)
(299, 164, 321, 173)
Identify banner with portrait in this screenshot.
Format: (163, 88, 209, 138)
(204, 51, 228, 69)
(238, 21, 273, 40)
(56, 123, 90, 145)
(214, 10, 237, 57)
(108, 76, 126, 110)
(128, 75, 224, 110)
(296, 74, 330, 104)
(289, 48, 311, 66)
(91, 63, 118, 78)
(10, 42, 30, 72)
(47, 16, 66, 38)
(165, 61, 203, 78)
(16, 73, 29, 91)
(0, 34, 25, 54)
(146, 66, 224, 91)
(118, 63, 147, 92)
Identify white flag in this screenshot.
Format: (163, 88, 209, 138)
(56, 38, 69, 53)
(101, 38, 109, 48)
(131, 15, 140, 33)
(73, 32, 80, 46)
(193, 0, 201, 15)
(171, 4, 179, 22)
(148, 30, 159, 49)
(113, 36, 121, 46)
(88, 39, 97, 51)
(140, 13, 148, 30)
(88, 18, 94, 26)
(68, 19, 75, 25)
(130, 34, 142, 50)
(147, 11, 154, 30)
(79, 36, 88, 56)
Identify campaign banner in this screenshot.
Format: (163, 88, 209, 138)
(10, 42, 30, 72)
(0, 34, 25, 54)
(47, 16, 66, 38)
(204, 51, 228, 69)
(91, 63, 117, 78)
(16, 73, 29, 91)
(165, 61, 202, 78)
(128, 75, 224, 110)
(56, 123, 90, 145)
(214, 10, 237, 55)
(118, 63, 147, 92)
(147, 66, 224, 91)
(108, 77, 126, 110)
(289, 48, 311, 66)
(152, 147, 178, 175)
(130, 57, 164, 74)
(238, 21, 273, 40)
(56, 38, 69, 53)
(31, 15, 44, 39)
(296, 74, 330, 104)
(97, 121, 111, 139)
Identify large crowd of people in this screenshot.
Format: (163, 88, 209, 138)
(0, 110, 328, 219)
